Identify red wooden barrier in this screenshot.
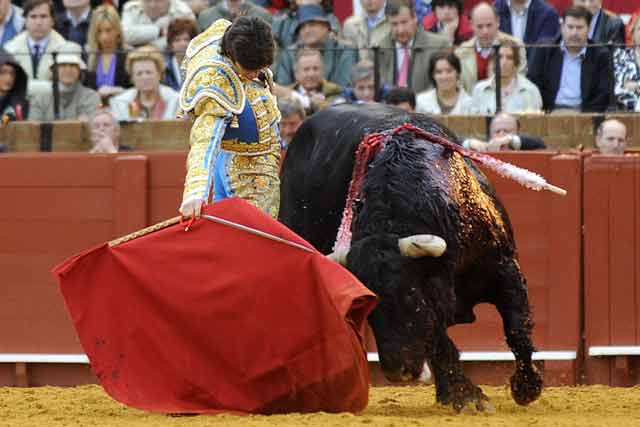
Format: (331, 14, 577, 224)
(583, 154, 640, 386)
(0, 151, 623, 388)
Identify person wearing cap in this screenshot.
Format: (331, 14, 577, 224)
(275, 4, 357, 87)
(197, 0, 272, 32)
(28, 41, 100, 121)
(272, 0, 341, 52)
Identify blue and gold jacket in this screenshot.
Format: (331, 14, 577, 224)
(179, 19, 281, 208)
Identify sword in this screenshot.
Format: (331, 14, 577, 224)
(200, 214, 314, 253)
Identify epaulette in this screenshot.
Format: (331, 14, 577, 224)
(179, 19, 245, 115)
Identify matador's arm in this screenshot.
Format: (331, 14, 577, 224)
(180, 99, 232, 211)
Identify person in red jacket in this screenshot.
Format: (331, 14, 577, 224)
(422, 0, 472, 46)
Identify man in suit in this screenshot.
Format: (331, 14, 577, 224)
(455, 2, 527, 93)
(376, 0, 450, 94)
(342, 0, 390, 61)
(494, 0, 560, 61)
(573, 0, 624, 44)
(527, 6, 610, 112)
(54, 0, 91, 47)
(5, 0, 66, 98)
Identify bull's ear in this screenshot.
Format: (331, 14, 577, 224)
(398, 235, 446, 258)
(326, 248, 348, 265)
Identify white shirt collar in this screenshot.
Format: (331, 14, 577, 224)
(65, 7, 91, 27)
(27, 34, 50, 52)
(507, 0, 532, 14)
(560, 40, 586, 59)
(367, 6, 386, 29)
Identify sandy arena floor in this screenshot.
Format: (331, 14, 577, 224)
(1, 384, 640, 427)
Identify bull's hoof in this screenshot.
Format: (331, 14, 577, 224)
(448, 383, 490, 413)
(510, 365, 543, 406)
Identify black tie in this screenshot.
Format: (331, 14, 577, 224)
(32, 44, 40, 78)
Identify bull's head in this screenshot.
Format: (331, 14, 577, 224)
(328, 234, 446, 382)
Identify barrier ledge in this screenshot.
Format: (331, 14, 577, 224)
(588, 347, 640, 357)
(0, 354, 89, 363)
(366, 351, 577, 362)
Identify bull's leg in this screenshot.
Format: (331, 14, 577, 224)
(423, 280, 489, 412)
(492, 259, 543, 405)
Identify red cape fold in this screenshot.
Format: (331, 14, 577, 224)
(52, 198, 377, 415)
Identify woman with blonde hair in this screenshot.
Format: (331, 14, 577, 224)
(85, 4, 131, 101)
(109, 45, 179, 121)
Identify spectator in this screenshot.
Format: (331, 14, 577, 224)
(455, 2, 527, 93)
(0, 48, 29, 121)
(164, 18, 197, 91)
(121, 0, 195, 50)
(377, 0, 451, 94)
(0, 0, 25, 46)
(342, 0, 389, 60)
(85, 4, 130, 102)
(5, 0, 66, 98)
(334, 59, 377, 104)
(275, 4, 357, 87)
(277, 97, 305, 165)
(527, 7, 610, 112)
(385, 86, 416, 112)
(280, 48, 342, 114)
(421, 0, 473, 46)
(613, 16, 640, 110)
(109, 45, 180, 121)
(54, 0, 91, 47)
(594, 118, 627, 155)
(572, 0, 624, 44)
(198, 0, 272, 31)
(494, 0, 559, 61)
(415, 51, 472, 114)
(413, 0, 432, 23)
(470, 42, 542, 114)
(272, 0, 341, 51)
(88, 108, 132, 153)
(462, 112, 546, 151)
(29, 41, 100, 121)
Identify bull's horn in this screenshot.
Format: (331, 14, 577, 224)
(327, 248, 348, 265)
(398, 235, 446, 258)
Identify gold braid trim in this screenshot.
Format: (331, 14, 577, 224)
(108, 216, 182, 247)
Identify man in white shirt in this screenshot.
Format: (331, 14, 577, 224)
(5, 0, 66, 97)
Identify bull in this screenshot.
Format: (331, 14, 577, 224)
(278, 104, 543, 411)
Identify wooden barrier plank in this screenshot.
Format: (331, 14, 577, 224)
(547, 154, 582, 352)
(0, 189, 113, 221)
(113, 156, 148, 237)
(8, 122, 40, 152)
(608, 159, 638, 345)
(583, 157, 611, 347)
(51, 121, 87, 152)
(0, 154, 114, 187)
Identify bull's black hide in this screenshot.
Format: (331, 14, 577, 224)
(279, 104, 542, 411)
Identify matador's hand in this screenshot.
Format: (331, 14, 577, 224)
(179, 199, 205, 219)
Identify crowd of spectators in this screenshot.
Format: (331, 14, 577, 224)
(0, 0, 636, 154)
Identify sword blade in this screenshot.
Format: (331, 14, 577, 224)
(200, 214, 314, 253)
